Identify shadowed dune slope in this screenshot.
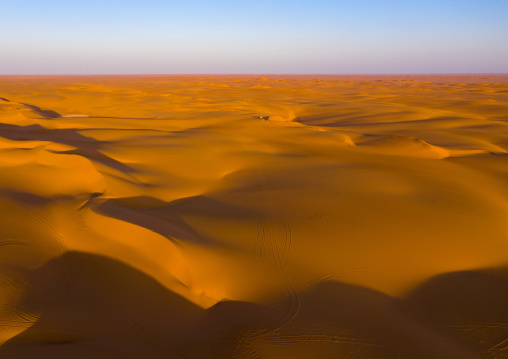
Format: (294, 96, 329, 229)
(1, 75, 508, 358)
(1, 252, 506, 358)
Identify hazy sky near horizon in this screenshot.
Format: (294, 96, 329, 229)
(1, 0, 507, 74)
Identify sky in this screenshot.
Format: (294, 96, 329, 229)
(1, 0, 507, 74)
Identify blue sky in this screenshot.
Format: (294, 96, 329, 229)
(1, 0, 507, 74)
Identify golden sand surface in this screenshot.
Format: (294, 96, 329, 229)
(0, 75, 508, 358)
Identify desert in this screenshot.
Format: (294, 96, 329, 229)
(1, 74, 508, 358)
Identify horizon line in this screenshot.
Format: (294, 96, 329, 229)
(1, 73, 507, 77)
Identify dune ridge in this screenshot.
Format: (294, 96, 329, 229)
(1, 75, 508, 358)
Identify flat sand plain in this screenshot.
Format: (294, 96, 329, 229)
(0, 75, 508, 358)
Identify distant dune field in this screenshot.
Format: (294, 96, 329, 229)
(0, 75, 508, 358)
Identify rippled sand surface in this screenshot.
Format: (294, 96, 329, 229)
(1, 75, 508, 358)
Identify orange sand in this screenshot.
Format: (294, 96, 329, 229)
(0, 75, 508, 358)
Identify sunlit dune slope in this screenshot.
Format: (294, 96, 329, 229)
(0, 75, 508, 358)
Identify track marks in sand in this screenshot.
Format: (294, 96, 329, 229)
(486, 338, 508, 357)
(0, 274, 38, 327)
(254, 215, 300, 336)
(255, 216, 292, 279)
(0, 193, 65, 258)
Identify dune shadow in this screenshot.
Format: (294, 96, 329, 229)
(0, 251, 283, 358)
(20, 103, 62, 119)
(0, 249, 505, 358)
(292, 280, 483, 359)
(276, 269, 508, 358)
(93, 195, 253, 247)
(0, 188, 54, 207)
(404, 269, 508, 357)
(0, 122, 136, 176)
(3, 254, 502, 358)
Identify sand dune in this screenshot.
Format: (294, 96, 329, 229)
(1, 75, 508, 358)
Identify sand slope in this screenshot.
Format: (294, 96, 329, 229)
(0, 75, 508, 358)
